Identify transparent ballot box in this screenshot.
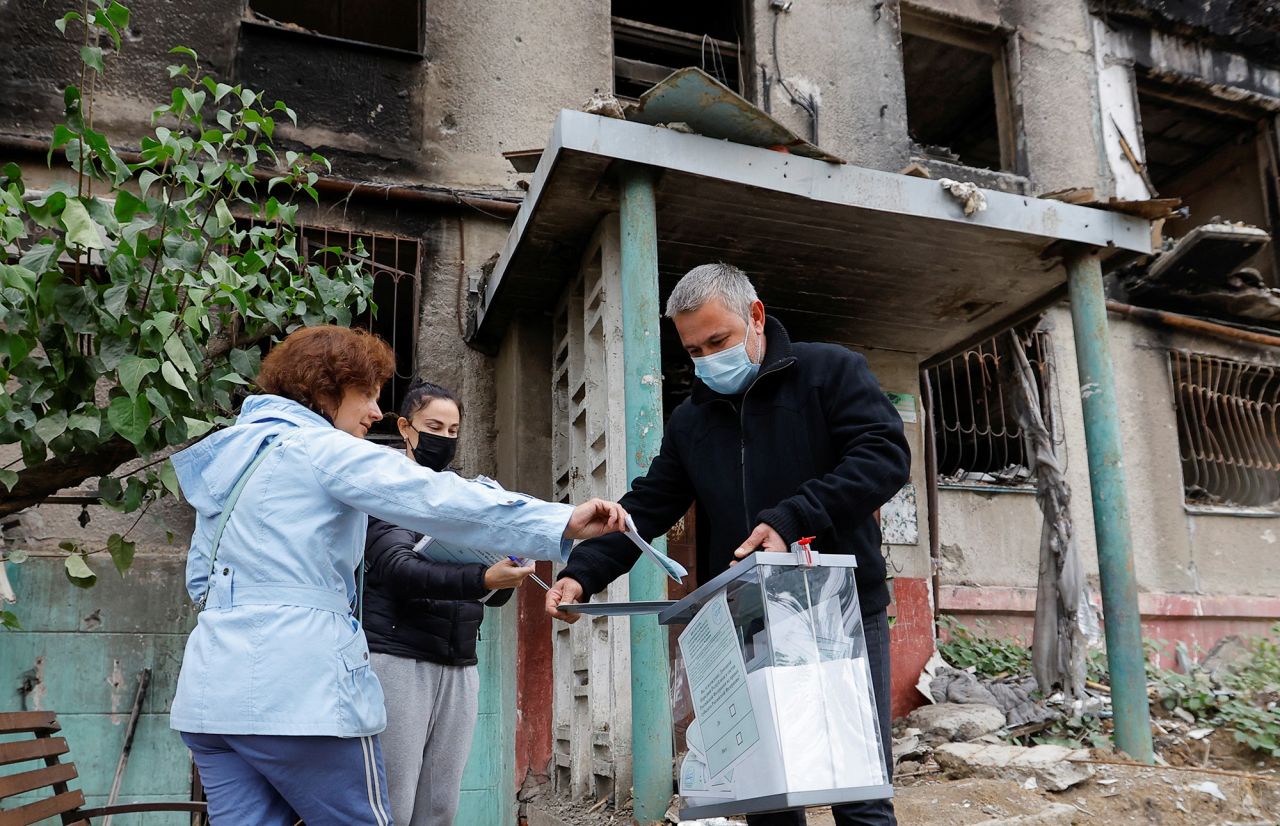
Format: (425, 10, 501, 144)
(657, 552, 891, 820)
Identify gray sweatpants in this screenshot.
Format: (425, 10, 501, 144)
(371, 652, 480, 826)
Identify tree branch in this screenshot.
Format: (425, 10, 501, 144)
(0, 436, 138, 518)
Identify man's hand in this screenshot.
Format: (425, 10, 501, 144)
(564, 498, 629, 541)
(483, 558, 536, 590)
(546, 577, 584, 623)
(732, 522, 787, 564)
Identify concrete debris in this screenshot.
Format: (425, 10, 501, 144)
(1187, 727, 1215, 740)
(916, 650, 946, 704)
(934, 743, 1095, 791)
(1201, 635, 1253, 683)
(1022, 776, 1038, 790)
(580, 93, 627, 120)
(893, 728, 925, 765)
(907, 702, 1007, 743)
(971, 803, 1078, 826)
(656, 121, 696, 134)
(1191, 780, 1227, 801)
(941, 465, 1031, 485)
(939, 178, 988, 217)
(1118, 222, 1280, 325)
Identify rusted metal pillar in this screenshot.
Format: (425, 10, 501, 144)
(618, 162, 675, 822)
(1066, 250, 1154, 763)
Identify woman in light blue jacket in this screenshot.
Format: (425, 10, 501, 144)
(169, 326, 626, 825)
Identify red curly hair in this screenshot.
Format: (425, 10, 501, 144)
(256, 326, 395, 416)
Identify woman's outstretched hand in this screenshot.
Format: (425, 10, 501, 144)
(563, 498, 629, 541)
(483, 558, 536, 590)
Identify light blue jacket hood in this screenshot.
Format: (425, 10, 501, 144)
(173, 394, 330, 519)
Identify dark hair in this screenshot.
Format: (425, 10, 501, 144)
(400, 379, 464, 421)
(256, 326, 395, 415)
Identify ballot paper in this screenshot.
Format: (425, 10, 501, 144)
(733, 658, 885, 797)
(678, 592, 761, 781)
(625, 515, 688, 582)
(685, 717, 707, 761)
(679, 752, 736, 802)
(412, 534, 508, 567)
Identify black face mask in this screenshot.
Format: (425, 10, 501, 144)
(410, 429, 457, 472)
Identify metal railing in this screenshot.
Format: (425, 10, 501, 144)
(1168, 350, 1280, 508)
(926, 331, 1054, 485)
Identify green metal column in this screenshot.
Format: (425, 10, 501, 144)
(1066, 250, 1154, 763)
(618, 162, 675, 822)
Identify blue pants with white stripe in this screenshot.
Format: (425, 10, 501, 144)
(182, 732, 394, 825)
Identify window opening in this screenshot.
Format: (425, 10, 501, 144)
(901, 9, 1014, 172)
(245, 0, 423, 55)
(1168, 351, 1280, 510)
(1133, 78, 1279, 288)
(611, 0, 746, 98)
(927, 330, 1054, 485)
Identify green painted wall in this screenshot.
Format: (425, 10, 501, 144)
(3, 552, 520, 825)
(1, 552, 195, 825)
(454, 601, 517, 825)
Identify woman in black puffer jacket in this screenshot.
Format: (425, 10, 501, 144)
(363, 380, 535, 826)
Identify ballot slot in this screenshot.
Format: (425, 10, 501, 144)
(662, 553, 892, 819)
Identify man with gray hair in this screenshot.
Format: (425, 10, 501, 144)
(547, 263, 910, 826)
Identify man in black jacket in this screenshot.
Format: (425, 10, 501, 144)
(546, 263, 910, 826)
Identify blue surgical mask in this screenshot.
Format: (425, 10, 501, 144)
(693, 325, 761, 395)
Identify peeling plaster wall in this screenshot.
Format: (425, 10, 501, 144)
(748, 0, 911, 171)
(1107, 315, 1280, 599)
(863, 349, 932, 583)
(0, 0, 242, 144)
(1000, 1, 1110, 193)
(936, 304, 1101, 595)
(937, 303, 1280, 631)
(421, 0, 612, 187)
(0, 0, 612, 187)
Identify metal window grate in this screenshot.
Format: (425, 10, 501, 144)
(298, 225, 421, 431)
(240, 220, 422, 436)
(1168, 351, 1280, 508)
(927, 331, 1053, 485)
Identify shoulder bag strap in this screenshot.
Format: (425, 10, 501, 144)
(197, 439, 280, 609)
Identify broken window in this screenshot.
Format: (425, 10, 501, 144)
(1168, 351, 1280, 510)
(245, 0, 423, 54)
(900, 8, 1015, 172)
(611, 0, 746, 98)
(926, 331, 1054, 485)
(1130, 78, 1280, 294)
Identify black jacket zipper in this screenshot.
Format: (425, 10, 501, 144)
(732, 359, 796, 535)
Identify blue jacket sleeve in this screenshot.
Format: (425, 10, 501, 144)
(304, 431, 575, 562)
(557, 413, 696, 598)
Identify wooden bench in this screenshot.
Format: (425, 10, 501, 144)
(0, 711, 206, 826)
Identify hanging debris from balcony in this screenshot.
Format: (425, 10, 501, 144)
(1118, 223, 1280, 325)
(1005, 329, 1092, 700)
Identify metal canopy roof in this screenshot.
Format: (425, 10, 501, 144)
(470, 110, 1152, 356)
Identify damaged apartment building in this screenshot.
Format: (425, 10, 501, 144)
(2, 0, 1280, 822)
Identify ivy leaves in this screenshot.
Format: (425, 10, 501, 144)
(0, 2, 376, 594)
